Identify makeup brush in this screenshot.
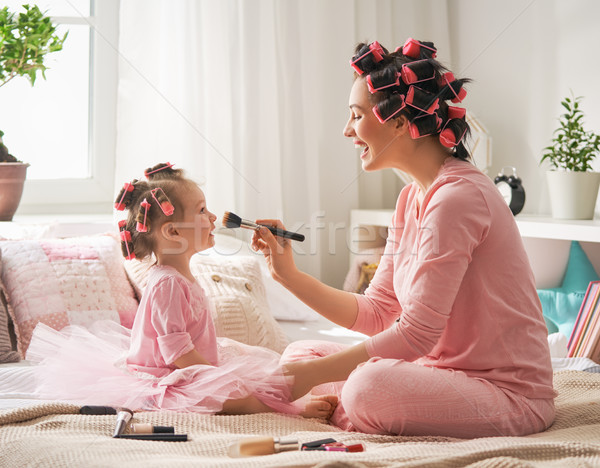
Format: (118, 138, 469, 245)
(113, 408, 134, 437)
(222, 212, 305, 242)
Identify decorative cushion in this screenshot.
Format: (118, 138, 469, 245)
(0, 236, 139, 357)
(124, 254, 289, 353)
(0, 251, 20, 363)
(539, 241, 600, 337)
(343, 246, 385, 293)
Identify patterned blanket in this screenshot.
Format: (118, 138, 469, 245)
(1, 371, 600, 467)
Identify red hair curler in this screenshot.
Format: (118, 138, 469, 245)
(350, 41, 385, 75)
(144, 162, 174, 178)
(366, 70, 400, 93)
(408, 113, 441, 139)
(372, 94, 406, 124)
(114, 181, 135, 211)
(440, 72, 467, 103)
(406, 86, 439, 114)
(150, 187, 174, 216)
(400, 38, 437, 59)
(439, 120, 467, 148)
(400, 60, 435, 85)
(118, 220, 136, 260)
(447, 106, 467, 120)
(136, 198, 151, 232)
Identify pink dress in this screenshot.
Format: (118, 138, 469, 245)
(27, 265, 300, 414)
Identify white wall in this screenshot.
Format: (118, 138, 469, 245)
(447, 0, 600, 217)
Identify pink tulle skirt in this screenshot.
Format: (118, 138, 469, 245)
(26, 322, 302, 414)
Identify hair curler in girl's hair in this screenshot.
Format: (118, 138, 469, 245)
(372, 93, 407, 124)
(408, 113, 442, 139)
(136, 198, 151, 232)
(366, 68, 401, 94)
(114, 181, 136, 211)
(150, 187, 174, 216)
(118, 220, 136, 260)
(406, 86, 439, 115)
(399, 38, 437, 59)
(400, 60, 436, 85)
(144, 162, 175, 179)
(350, 41, 385, 75)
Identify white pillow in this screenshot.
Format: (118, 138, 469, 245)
(206, 232, 319, 322)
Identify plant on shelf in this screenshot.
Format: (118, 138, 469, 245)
(541, 93, 600, 172)
(0, 4, 67, 220)
(542, 92, 600, 220)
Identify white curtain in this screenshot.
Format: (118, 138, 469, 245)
(116, 0, 449, 285)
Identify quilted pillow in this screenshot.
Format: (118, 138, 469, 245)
(124, 255, 289, 353)
(0, 236, 139, 357)
(0, 254, 20, 363)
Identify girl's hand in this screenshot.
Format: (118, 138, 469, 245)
(251, 219, 298, 284)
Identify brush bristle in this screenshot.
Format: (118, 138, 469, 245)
(222, 211, 242, 228)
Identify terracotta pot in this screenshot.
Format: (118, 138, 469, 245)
(0, 162, 29, 221)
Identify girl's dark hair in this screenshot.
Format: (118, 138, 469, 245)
(351, 40, 472, 161)
(114, 163, 197, 261)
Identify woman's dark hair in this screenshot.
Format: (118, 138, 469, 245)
(114, 163, 197, 261)
(351, 40, 472, 161)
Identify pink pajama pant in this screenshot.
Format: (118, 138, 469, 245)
(281, 340, 555, 438)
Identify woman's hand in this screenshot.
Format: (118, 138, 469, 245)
(283, 360, 324, 401)
(251, 219, 298, 285)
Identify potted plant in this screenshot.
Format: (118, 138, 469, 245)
(541, 92, 600, 220)
(0, 4, 67, 221)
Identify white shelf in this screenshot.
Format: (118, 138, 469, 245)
(515, 215, 600, 243)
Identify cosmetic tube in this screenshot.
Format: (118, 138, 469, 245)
(79, 406, 117, 415)
(112, 408, 133, 438)
(228, 436, 299, 457)
(130, 423, 174, 434)
(116, 434, 188, 442)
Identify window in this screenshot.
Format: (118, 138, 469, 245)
(0, 0, 119, 214)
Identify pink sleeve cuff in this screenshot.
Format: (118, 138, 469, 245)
(156, 332, 195, 364)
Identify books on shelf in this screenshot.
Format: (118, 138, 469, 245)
(567, 281, 600, 362)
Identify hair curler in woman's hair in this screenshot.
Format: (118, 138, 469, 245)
(406, 86, 439, 115)
(136, 198, 151, 232)
(366, 68, 401, 94)
(372, 93, 407, 124)
(408, 113, 442, 139)
(350, 41, 385, 75)
(439, 106, 468, 148)
(118, 220, 136, 260)
(400, 38, 437, 59)
(401, 60, 436, 85)
(150, 187, 174, 216)
(438, 72, 467, 103)
(144, 162, 175, 179)
(114, 181, 136, 211)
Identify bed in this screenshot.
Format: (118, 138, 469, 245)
(2, 231, 600, 467)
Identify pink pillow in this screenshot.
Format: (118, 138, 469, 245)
(0, 236, 138, 357)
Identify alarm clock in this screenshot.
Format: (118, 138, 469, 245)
(494, 166, 525, 216)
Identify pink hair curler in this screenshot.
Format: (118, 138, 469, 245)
(144, 162, 174, 178)
(447, 106, 467, 120)
(150, 187, 174, 216)
(408, 113, 441, 139)
(350, 41, 385, 75)
(440, 73, 467, 103)
(366, 71, 400, 93)
(406, 86, 439, 114)
(439, 120, 467, 148)
(114, 181, 135, 211)
(372, 94, 407, 124)
(400, 60, 435, 85)
(118, 220, 136, 260)
(400, 38, 437, 59)
(136, 198, 151, 232)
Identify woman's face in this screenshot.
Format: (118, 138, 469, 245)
(343, 78, 404, 172)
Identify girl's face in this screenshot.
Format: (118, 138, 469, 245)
(179, 185, 217, 254)
(343, 78, 404, 172)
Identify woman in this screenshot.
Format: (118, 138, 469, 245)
(252, 39, 555, 438)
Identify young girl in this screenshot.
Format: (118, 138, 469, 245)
(27, 163, 335, 418)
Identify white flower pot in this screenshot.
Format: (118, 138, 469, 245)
(546, 170, 600, 220)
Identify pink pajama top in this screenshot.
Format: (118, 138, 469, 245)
(353, 158, 555, 399)
(127, 265, 218, 377)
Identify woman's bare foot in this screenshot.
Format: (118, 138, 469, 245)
(300, 394, 338, 419)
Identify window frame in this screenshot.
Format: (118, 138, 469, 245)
(17, 0, 120, 215)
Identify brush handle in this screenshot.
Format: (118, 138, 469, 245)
(263, 225, 305, 242)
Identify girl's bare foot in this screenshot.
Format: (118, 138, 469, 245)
(300, 394, 338, 419)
